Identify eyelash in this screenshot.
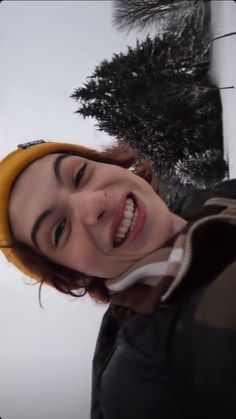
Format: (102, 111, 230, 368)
(53, 163, 87, 247)
(74, 163, 87, 188)
(54, 218, 66, 247)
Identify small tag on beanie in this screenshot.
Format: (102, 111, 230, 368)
(18, 140, 46, 149)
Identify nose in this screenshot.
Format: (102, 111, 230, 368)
(69, 190, 108, 226)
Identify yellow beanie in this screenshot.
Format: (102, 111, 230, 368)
(0, 140, 101, 281)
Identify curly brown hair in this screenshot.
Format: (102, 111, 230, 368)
(12, 144, 158, 304)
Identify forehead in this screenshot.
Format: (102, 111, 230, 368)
(15, 153, 61, 184)
(13, 152, 85, 187)
(8, 153, 63, 240)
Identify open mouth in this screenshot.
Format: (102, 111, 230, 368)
(113, 194, 138, 247)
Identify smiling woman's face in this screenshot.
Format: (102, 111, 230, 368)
(9, 153, 185, 279)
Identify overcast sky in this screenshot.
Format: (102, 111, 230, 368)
(0, 2, 153, 419)
(0, 0, 154, 157)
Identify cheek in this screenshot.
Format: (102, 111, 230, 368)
(66, 236, 101, 274)
(133, 174, 156, 198)
(68, 239, 117, 278)
(152, 210, 173, 242)
(144, 198, 173, 242)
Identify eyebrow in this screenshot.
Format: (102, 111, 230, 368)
(30, 154, 72, 248)
(31, 208, 53, 249)
(53, 153, 71, 184)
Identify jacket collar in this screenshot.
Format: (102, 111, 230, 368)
(109, 197, 236, 315)
(108, 228, 189, 314)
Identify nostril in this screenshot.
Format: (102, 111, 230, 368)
(98, 211, 105, 220)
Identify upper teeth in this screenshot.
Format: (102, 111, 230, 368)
(114, 198, 138, 245)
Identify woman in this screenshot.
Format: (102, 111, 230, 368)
(1, 140, 236, 419)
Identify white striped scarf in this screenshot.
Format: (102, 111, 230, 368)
(106, 229, 188, 302)
(106, 197, 236, 310)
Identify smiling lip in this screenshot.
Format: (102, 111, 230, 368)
(111, 193, 146, 247)
(110, 193, 128, 247)
(124, 194, 146, 245)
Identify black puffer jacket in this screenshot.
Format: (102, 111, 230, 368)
(91, 181, 236, 419)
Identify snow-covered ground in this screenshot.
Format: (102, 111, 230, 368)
(210, 0, 236, 177)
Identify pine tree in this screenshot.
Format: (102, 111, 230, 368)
(174, 149, 228, 189)
(112, 0, 211, 79)
(71, 35, 223, 167)
(112, 0, 209, 37)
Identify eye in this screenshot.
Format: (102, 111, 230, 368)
(53, 218, 66, 247)
(74, 163, 87, 188)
